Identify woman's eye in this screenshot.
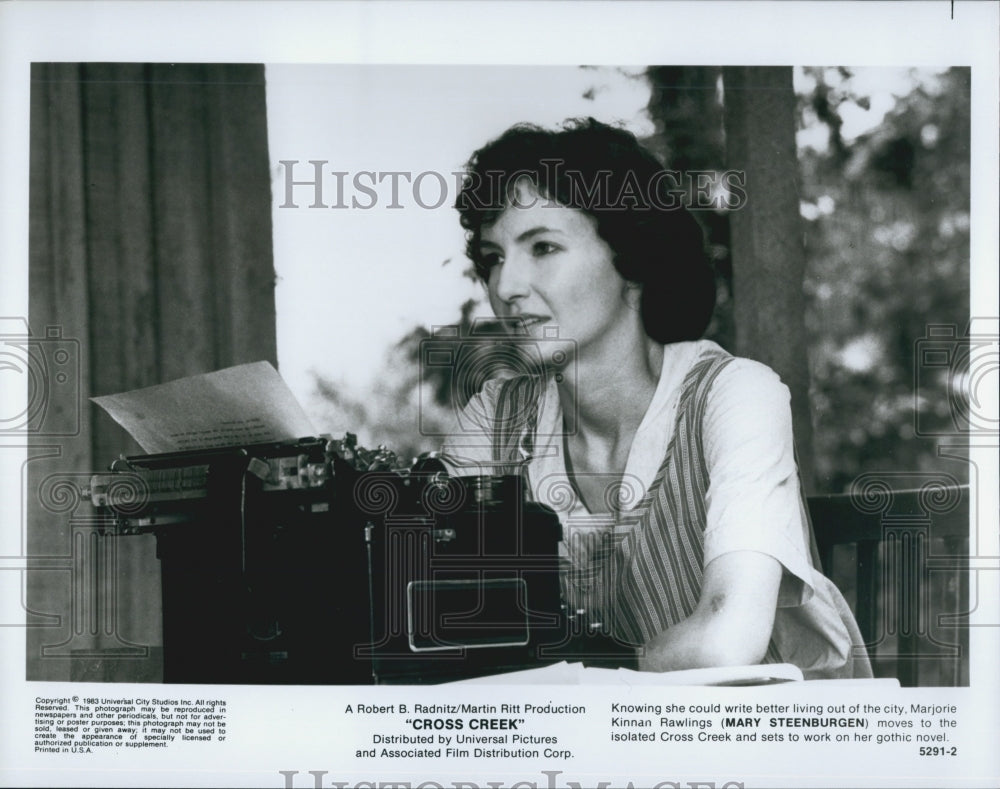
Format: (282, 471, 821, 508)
(532, 241, 559, 256)
(480, 252, 503, 269)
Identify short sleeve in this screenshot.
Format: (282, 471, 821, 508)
(701, 358, 816, 606)
(438, 377, 503, 476)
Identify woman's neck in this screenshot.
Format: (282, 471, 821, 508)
(556, 333, 663, 447)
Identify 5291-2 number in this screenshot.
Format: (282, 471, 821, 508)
(919, 747, 958, 756)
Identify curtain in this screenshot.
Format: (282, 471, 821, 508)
(27, 63, 276, 681)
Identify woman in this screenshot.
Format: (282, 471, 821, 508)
(442, 118, 871, 679)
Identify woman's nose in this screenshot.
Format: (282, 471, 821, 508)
(491, 253, 530, 303)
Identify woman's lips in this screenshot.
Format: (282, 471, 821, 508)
(515, 314, 550, 330)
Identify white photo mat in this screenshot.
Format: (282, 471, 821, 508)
(0, 2, 997, 788)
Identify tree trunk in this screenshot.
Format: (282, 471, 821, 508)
(723, 66, 816, 493)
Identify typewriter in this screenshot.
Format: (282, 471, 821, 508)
(85, 435, 630, 684)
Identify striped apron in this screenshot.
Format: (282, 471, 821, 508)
(489, 350, 784, 662)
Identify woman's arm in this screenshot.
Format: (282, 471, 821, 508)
(637, 549, 783, 672)
(634, 357, 815, 673)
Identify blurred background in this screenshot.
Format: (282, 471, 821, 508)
(268, 65, 971, 495)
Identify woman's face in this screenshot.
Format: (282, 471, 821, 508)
(478, 182, 641, 363)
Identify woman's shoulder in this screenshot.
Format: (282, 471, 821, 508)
(687, 340, 786, 392)
(694, 340, 781, 383)
(476, 373, 546, 407)
(441, 376, 532, 471)
(475, 375, 508, 405)
(459, 374, 551, 440)
(690, 344, 795, 461)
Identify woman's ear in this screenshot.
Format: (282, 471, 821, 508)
(624, 280, 643, 309)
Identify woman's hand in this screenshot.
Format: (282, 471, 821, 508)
(637, 550, 783, 672)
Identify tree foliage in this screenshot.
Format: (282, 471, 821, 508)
(797, 68, 970, 491)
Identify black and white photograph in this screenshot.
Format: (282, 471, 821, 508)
(1, 2, 997, 788)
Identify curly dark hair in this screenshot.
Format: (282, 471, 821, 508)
(455, 118, 716, 344)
